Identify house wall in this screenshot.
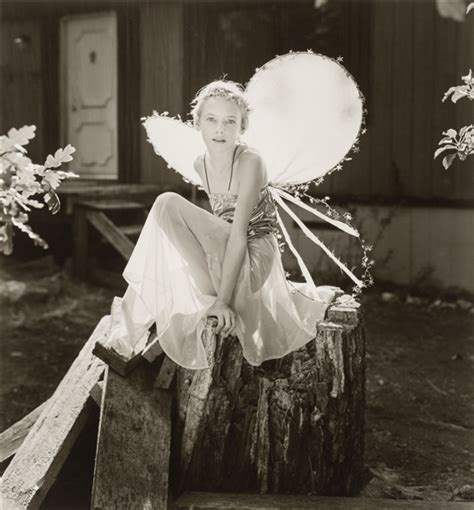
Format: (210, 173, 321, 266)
(280, 204, 474, 293)
(139, 1, 186, 190)
(319, 0, 474, 203)
(0, 19, 45, 163)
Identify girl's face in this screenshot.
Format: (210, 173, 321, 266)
(198, 96, 244, 152)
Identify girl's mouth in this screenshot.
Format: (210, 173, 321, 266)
(212, 139, 226, 143)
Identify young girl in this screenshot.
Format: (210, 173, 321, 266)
(105, 80, 335, 370)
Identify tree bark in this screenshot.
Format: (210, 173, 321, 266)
(171, 298, 365, 497)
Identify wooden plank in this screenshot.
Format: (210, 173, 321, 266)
(154, 356, 177, 390)
(175, 491, 474, 510)
(0, 401, 49, 463)
(1, 316, 109, 510)
(86, 210, 135, 260)
(92, 336, 143, 377)
(142, 331, 164, 362)
(79, 199, 145, 211)
(369, 0, 394, 197)
(119, 223, 143, 236)
(72, 205, 88, 279)
(91, 365, 172, 510)
(391, 0, 414, 198)
(89, 381, 104, 407)
(411, 1, 435, 198)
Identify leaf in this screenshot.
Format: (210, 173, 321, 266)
(467, 2, 474, 14)
(434, 146, 454, 159)
(6, 125, 36, 147)
(44, 144, 76, 169)
(445, 128, 457, 138)
(11, 216, 48, 248)
(442, 153, 457, 169)
(42, 170, 62, 189)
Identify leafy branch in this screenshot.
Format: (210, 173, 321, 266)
(434, 3, 473, 170)
(0, 125, 78, 255)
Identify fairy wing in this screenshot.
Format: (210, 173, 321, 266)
(142, 114, 205, 185)
(243, 52, 364, 186)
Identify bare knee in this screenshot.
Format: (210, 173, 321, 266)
(152, 192, 187, 219)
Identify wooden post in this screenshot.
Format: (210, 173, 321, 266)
(72, 203, 89, 280)
(92, 361, 172, 510)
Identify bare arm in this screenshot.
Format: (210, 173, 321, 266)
(216, 151, 266, 306)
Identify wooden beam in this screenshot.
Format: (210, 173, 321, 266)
(0, 381, 105, 466)
(1, 316, 109, 510)
(175, 492, 474, 510)
(89, 381, 104, 407)
(154, 356, 176, 390)
(91, 365, 172, 510)
(86, 210, 135, 260)
(0, 401, 49, 464)
(93, 336, 143, 376)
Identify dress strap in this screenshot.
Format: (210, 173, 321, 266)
(203, 152, 212, 194)
(227, 144, 239, 191)
(204, 144, 240, 194)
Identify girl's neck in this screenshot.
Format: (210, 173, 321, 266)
(206, 144, 239, 171)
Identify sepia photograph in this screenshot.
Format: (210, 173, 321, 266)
(0, 0, 473, 508)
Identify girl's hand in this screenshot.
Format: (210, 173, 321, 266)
(207, 300, 236, 337)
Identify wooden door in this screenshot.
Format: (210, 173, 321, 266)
(60, 12, 118, 179)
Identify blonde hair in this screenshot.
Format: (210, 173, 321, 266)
(190, 80, 251, 131)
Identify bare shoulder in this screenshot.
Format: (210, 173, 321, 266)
(193, 154, 205, 180)
(237, 146, 266, 184)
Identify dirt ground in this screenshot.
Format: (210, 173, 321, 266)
(1, 254, 473, 504)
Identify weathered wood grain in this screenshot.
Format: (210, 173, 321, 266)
(93, 336, 143, 376)
(91, 364, 172, 510)
(173, 301, 365, 496)
(154, 355, 177, 390)
(1, 316, 109, 510)
(175, 491, 474, 510)
(0, 401, 49, 463)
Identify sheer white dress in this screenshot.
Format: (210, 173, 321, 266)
(101, 185, 335, 370)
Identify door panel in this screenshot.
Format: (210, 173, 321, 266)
(61, 12, 118, 179)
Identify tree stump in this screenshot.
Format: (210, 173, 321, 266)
(171, 297, 365, 497)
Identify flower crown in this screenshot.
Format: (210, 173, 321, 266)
(190, 81, 251, 129)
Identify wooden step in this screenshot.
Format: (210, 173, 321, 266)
(86, 210, 135, 260)
(119, 224, 143, 237)
(78, 199, 145, 211)
(175, 492, 474, 509)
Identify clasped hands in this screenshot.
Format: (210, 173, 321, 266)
(207, 299, 236, 337)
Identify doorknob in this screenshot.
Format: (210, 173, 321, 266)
(72, 105, 77, 112)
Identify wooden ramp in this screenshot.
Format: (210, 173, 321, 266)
(1, 317, 109, 510)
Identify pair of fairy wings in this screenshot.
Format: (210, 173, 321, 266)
(142, 52, 364, 188)
(142, 52, 367, 289)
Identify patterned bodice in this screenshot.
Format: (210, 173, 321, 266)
(208, 185, 278, 240)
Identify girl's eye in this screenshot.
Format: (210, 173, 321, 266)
(227, 119, 236, 125)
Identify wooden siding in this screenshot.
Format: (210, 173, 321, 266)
(139, 1, 185, 188)
(323, 0, 473, 203)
